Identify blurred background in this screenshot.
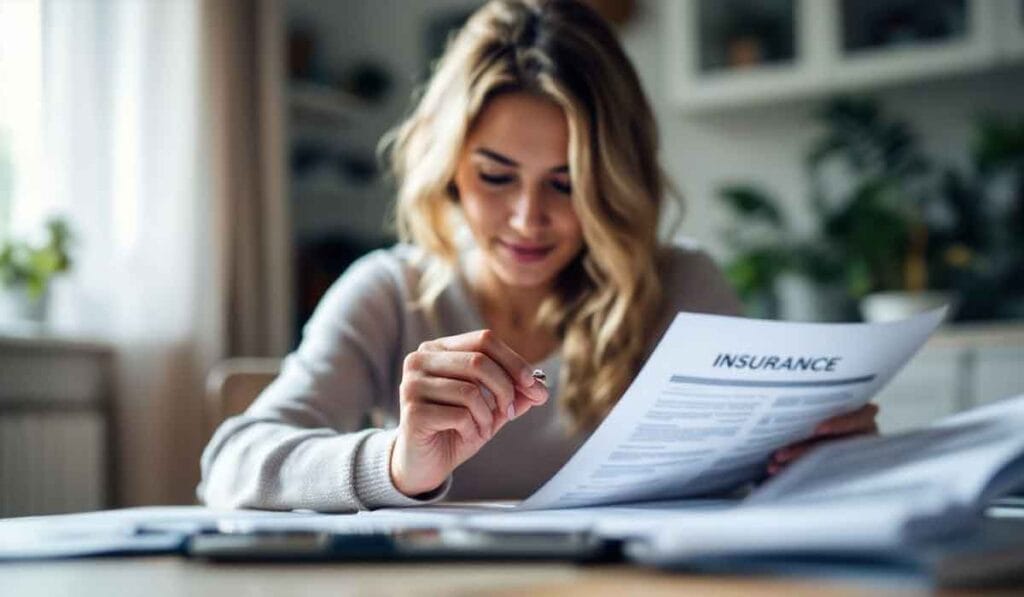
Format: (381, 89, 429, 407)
(0, 0, 1022, 516)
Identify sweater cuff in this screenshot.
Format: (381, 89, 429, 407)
(353, 429, 451, 509)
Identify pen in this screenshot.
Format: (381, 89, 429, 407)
(532, 369, 547, 387)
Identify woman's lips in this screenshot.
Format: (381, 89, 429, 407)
(499, 240, 555, 264)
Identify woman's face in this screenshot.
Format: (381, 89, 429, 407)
(453, 92, 585, 292)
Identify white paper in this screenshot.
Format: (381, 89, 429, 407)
(749, 394, 1024, 507)
(625, 495, 937, 564)
(519, 309, 947, 510)
(463, 499, 735, 538)
(627, 396, 1024, 562)
(0, 506, 314, 560)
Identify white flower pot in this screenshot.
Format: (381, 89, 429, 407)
(0, 285, 50, 323)
(777, 274, 852, 322)
(859, 290, 957, 323)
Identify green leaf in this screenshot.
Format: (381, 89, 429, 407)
(0, 216, 74, 292)
(973, 115, 1024, 174)
(717, 185, 788, 229)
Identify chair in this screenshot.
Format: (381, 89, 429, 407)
(204, 358, 281, 435)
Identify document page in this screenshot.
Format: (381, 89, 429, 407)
(518, 309, 946, 510)
(748, 393, 1024, 507)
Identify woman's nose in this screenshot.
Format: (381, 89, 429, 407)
(509, 186, 548, 232)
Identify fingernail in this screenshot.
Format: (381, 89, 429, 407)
(480, 386, 497, 410)
(521, 369, 536, 386)
(507, 403, 516, 420)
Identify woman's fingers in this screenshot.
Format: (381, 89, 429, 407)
(769, 405, 882, 475)
(772, 437, 824, 465)
(814, 403, 880, 436)
(478, 385, 498, 411)
(408, 401, 482, 444)
(392, 330, 552, 498)
(422, 330, 534, 385)
(414, 350, 518, 416)
(510, 387, 538, 421)
(405, 376, 495, 437)
(488, 386, 543, 430)
(767, 436, 832, 475)
(420, 330, 548, 403)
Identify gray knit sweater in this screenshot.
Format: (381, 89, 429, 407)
(196, 243, 742, 512)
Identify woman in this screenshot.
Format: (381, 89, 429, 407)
(197, 0, 877, 511)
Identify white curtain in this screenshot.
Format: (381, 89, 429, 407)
(40, 0, 221, 506)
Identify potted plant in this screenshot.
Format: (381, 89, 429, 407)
(933, 114, 1024, 320)
(806, 98, 960, 322)
(717, 184, 844, 320)
(0, 218, 73, 324)
(716, 185, 791, 319)
(719, 96, 967, 322)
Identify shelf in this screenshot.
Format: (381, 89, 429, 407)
(0, 325, 113, 353)
(929, 321, 1024, 349)
(664, 0, 1024, 113)
(288, 81, 367, 127)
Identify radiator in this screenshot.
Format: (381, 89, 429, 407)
(0, 335, 114, 518)
(0, 412, 107, 517)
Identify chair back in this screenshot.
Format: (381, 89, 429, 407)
(205, 358, 281, 435)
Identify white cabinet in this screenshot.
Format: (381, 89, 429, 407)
(873, 324, 1024, 433)
(664, 0, 1024, 112)
(874, 346, 963, 434)
(0, 333, 115, 517)
(973, 345, 1024, 406)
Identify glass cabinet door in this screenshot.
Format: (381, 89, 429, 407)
(665, 0, 1019, 112)
(828, 0, 998, 91)
(696, 0, 797, 73)
(839, 0, 969, 55)
(665, 0, 824, 111)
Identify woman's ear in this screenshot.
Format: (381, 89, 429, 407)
(447, 180, 460, 202)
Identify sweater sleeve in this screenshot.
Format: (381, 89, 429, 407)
(196, 250, 451, 512)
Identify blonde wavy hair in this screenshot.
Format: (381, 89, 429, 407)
(382, 0, 674, 431)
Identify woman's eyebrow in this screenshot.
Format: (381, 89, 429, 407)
(475, 147, 519, 166)
(475, 147, 569, 173)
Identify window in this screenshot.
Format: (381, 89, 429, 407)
(0, 0, 44, 242)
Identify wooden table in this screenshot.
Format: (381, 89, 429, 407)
(2, 556, 1011, 596)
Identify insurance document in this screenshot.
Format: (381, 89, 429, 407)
(518, 308, 947, 510)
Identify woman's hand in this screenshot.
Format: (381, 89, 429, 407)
(390, 329, 550, 497)
(767, 403, 880, 476)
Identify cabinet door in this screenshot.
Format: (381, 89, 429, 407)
(872, 347, 963, 433)
(972, 346, 1024, 406)
(663, 0, 827, 110)
(0, 343, 112, 517)
(829, 0, 999, 89)
(0, 412, 106, 516)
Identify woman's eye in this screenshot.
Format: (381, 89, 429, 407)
(478, 172, 515, 186)
(551, 180, 572, 195)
